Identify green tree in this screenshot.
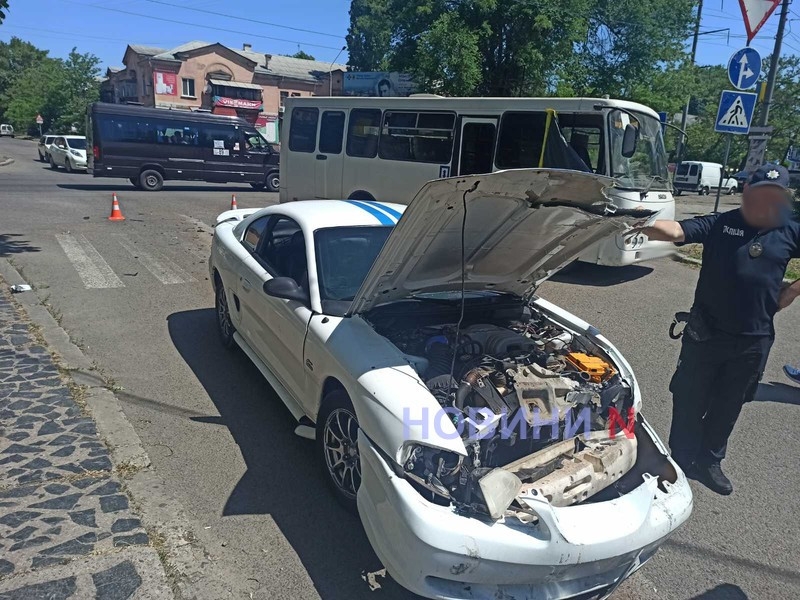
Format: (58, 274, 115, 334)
(0, 37, 49, 120)
(413, 12, 481, 95)
(346, 0, 393, 71)
(56, 48, 101, 133)
(290, 50, 316, 60)
(3, 58, 67, 134)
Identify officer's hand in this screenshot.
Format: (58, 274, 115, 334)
(778, 282, 800, 311)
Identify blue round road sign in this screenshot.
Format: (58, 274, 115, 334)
(728, 47, 761, 90)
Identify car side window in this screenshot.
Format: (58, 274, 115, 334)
(242, 216, 270, 253)
(257, 217, 308, 289)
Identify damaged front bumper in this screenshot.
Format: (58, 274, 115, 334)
(357, 422, 693, 600)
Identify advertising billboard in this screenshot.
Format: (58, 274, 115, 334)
(153, 72, 178, 96)
(342, 72, 417, 97)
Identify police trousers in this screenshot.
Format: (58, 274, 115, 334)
(668, 333, 772, 465)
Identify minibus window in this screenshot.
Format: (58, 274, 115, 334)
(289, 107, 319, 153)
(346, 109, 381, 158)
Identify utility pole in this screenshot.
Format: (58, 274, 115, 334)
(758, 0, 790, 127)
(677, 0, 704, 160)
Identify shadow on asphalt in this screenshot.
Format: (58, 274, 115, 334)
(0, 233, 40, 257)
(753, 381, 800, 406)
(690, 583, 748, 599)
(550, 262, 654, 287)
(57, 183, 260, 193)
(166, 307, 419, 600)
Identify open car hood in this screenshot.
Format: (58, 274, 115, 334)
(346, 169, 656, 316)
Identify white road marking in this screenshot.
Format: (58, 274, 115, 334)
(56, 233, 125, 289)
(117, 234, 196, 285)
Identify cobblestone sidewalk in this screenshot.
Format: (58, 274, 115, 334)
(0, 287, 173, 599)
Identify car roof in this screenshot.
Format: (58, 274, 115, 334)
(255, 200, 406, 230)
(59, 135, 86, 139)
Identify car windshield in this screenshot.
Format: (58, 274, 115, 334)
(244, 130, 270, 151)
(67, 138, 86, 150)
(608, 110, 670, 191)
(314, 226, 393, 302)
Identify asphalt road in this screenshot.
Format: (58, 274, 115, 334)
(1, 137, 798, 600)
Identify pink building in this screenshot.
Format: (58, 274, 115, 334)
(101, 41, 346, 142)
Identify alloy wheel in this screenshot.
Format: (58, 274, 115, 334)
(323, 407, 361, 499)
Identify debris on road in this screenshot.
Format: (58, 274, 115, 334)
(10, 284, 32, 293)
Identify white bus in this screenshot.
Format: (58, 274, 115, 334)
(280, 96, 675, 266)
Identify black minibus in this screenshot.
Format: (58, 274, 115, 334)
(87, 103, 280, 192)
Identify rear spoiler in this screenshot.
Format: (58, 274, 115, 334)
(215, 208, 260, 225)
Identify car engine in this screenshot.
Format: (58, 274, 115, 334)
(381, 314, 638, 517)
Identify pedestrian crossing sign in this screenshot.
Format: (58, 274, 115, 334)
(715, 90, 758, 134)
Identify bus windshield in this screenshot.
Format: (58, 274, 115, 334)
(608, 109, 669, 191)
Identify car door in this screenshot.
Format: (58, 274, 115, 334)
(51, 137, 66, 164)
(237, 215, 312, 398)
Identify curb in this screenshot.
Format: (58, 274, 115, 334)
(0, 157, 14, 167)
(0, 259, 252, 600)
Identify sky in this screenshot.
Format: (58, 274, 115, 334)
(0, 0, 798, 72)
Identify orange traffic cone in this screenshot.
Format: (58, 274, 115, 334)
(230, 194, 238, 210)
(108, 193, 125, 221)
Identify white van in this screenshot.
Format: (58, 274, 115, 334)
(673, 161, 737, 195)
(0, 124, 14, 138)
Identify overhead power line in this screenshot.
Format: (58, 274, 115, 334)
(62, 0, 343, 51)
(140, 0, 344, 40)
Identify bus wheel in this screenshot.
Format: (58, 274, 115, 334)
(140, 169, 164, 192)
(250, 182, 266, 190)
(267, 172, 280, 192)
(129, 177, 142, 189)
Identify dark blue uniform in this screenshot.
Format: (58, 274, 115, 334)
(669, 208, 800, 466)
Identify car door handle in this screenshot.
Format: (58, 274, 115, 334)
(241, 277, 253, 291)
(316, 154, 327, 160)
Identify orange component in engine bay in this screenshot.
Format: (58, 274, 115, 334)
(564, 352, 616, 383)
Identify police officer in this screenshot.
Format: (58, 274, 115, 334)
(641, 163, 800, 495)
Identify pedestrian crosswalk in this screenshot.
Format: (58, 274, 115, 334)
(54, 221, 212, 290)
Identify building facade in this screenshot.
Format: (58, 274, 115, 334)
(100, 42, 346, 142)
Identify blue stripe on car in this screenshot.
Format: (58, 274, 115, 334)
(344, 200, 395, 225)
(363, 201, 403, 221)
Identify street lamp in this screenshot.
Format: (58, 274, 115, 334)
(329, 46, 346, 96)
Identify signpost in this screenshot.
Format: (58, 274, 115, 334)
(713, 90, 758, 212)
(35, 114, 43, 137)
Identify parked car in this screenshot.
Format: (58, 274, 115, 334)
(208, 169, 693, 600)
(37, 135, 57, 162)
(0, 124, 14, 137)
(48, 136, 88, 172)
(87, 103, 280, 192)
(673, 161, 737, 195)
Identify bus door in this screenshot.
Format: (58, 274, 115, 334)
(314, 110, 346, 198)
(457, 117, 498, 176)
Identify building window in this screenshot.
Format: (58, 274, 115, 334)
(182, 78, 196, 98)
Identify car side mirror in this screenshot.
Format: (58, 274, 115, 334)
(263, 277, 308, 304)
(621, 124, 638, 158)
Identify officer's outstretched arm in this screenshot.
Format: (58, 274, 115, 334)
(641, 220, 685, 243)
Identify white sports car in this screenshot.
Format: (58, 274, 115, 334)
(208, 169, 693, 600)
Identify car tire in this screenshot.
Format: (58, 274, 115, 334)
(38, 152, 45, 162)
(129, 177, 142, 189)
(139, 169, 164, 192)
(49, 155, 58, 170)
(215, 280, 237, 349)
(728, 186, 736, 195)
(266, 172, 280, 193)
(701, 186, 710, 196)
(317, 389, 360, 513)
(674, 189, 682, 196)
(65, 158, 73, 173)
(250, 182, 266, 190)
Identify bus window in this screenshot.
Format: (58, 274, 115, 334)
(379, 111, 454, 163)
(495, 112, 547, 169)
(346, 108, 381, 158)
(319, 111, 345, 155)
(289, 107, 319, 153)
(200, 125, 240, 151)
(559, 114, 604, 173)
(243, 130, 270, 151)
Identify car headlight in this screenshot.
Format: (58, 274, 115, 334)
(401, 442, 463, 499)
(69, 149, 82, 157)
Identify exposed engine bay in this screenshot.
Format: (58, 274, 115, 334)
(368, 299, 639, 519)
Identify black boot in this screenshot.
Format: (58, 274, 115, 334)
(692, 461, 733, 495)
